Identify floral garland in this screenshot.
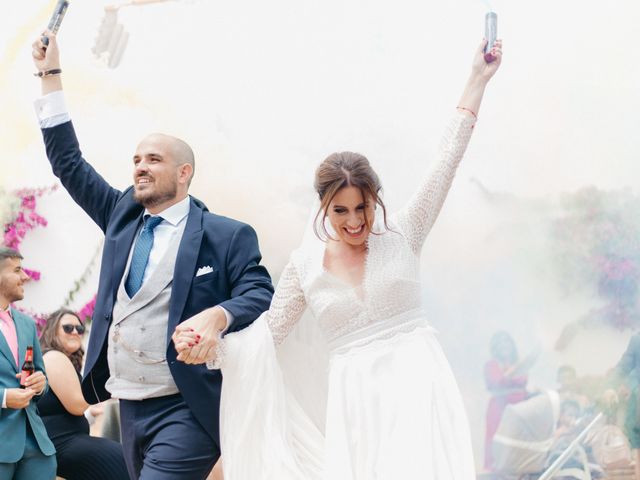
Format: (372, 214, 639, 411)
(3, 185, 57, 281)
(1, 185, 98, 332)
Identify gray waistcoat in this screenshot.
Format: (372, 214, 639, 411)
(105, 232, 181, 400)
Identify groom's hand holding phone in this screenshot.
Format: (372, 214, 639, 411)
(173, 307, 227, 364)
(31, 31, 63, 95)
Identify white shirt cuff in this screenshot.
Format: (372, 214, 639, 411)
(34, 90, 71, 128)
(218, 306, 234, 333)
(2, 389, 6, 408)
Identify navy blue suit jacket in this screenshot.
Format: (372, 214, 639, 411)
(41, 121, 274, 445)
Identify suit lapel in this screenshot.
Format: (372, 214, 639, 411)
(13, 310, 28, 368)
(10, 308, 28, 371)
(0, 326, 17, 372)
(167, 199, 203, 344)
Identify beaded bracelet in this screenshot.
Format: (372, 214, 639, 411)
(33, 68, 62, 78)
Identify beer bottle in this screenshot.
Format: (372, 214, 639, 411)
(19, 346, 34, 388)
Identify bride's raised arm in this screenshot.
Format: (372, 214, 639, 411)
(396, 38, 502, 254)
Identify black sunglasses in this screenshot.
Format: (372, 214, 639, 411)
(62, 324, 86, 335)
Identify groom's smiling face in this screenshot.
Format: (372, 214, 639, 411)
(132, 134, 181, 209)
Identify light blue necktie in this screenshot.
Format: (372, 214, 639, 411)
(125, 215, 163, 297)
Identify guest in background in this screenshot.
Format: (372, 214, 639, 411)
(557, 365, 579, 396)
(0, 246, 55, 479)
(606, 333, 640, 480)
(545, 400, 597, 474)
(553, 399, 582, 439)
(38, 308, 128, 480)
(484, 331, 538, 470)
(557, 364, 591, 409)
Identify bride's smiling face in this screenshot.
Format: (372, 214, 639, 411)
(327, 186, 375, 247)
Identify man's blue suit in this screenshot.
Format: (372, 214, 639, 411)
(40, 121, 274, 456)
(0, 309, 56, 478)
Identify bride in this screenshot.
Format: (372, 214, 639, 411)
(176, 38, 502, 479)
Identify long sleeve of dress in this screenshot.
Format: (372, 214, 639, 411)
(207, 258, 307, 369)
(264, 259, 308, 346)
(396, 113, 476, 254)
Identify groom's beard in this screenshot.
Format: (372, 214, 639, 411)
(133, 177, 178, 209)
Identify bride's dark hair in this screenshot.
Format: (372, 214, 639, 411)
(313, 151, 390, 240)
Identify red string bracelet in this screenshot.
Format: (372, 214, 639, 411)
(456, 106, 477, 120)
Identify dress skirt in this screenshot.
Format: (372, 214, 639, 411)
(218, 311, 476, 479)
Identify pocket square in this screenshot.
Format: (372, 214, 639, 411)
(196, 266, 214, 277)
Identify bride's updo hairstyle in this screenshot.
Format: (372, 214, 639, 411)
(313, 151, 391, 240)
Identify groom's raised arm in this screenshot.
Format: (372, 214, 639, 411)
(32, 33, 122, 232)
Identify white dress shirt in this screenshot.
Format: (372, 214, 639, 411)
(34, 90, 70, 128)
(133, 197, 190, 285)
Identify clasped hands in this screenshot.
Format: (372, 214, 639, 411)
(172, 306, 227, 364)
(6, 371, 46, 409)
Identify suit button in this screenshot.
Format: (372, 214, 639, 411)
(138, 376, 145, 382)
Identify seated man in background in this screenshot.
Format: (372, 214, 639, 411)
(557, 365, 591, 410)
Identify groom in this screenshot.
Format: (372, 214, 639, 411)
(32, 34, 274, 479)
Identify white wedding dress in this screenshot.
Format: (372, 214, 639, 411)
(211, 113, 477, 479)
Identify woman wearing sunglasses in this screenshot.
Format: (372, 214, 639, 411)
(38, 308, 128, 480)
